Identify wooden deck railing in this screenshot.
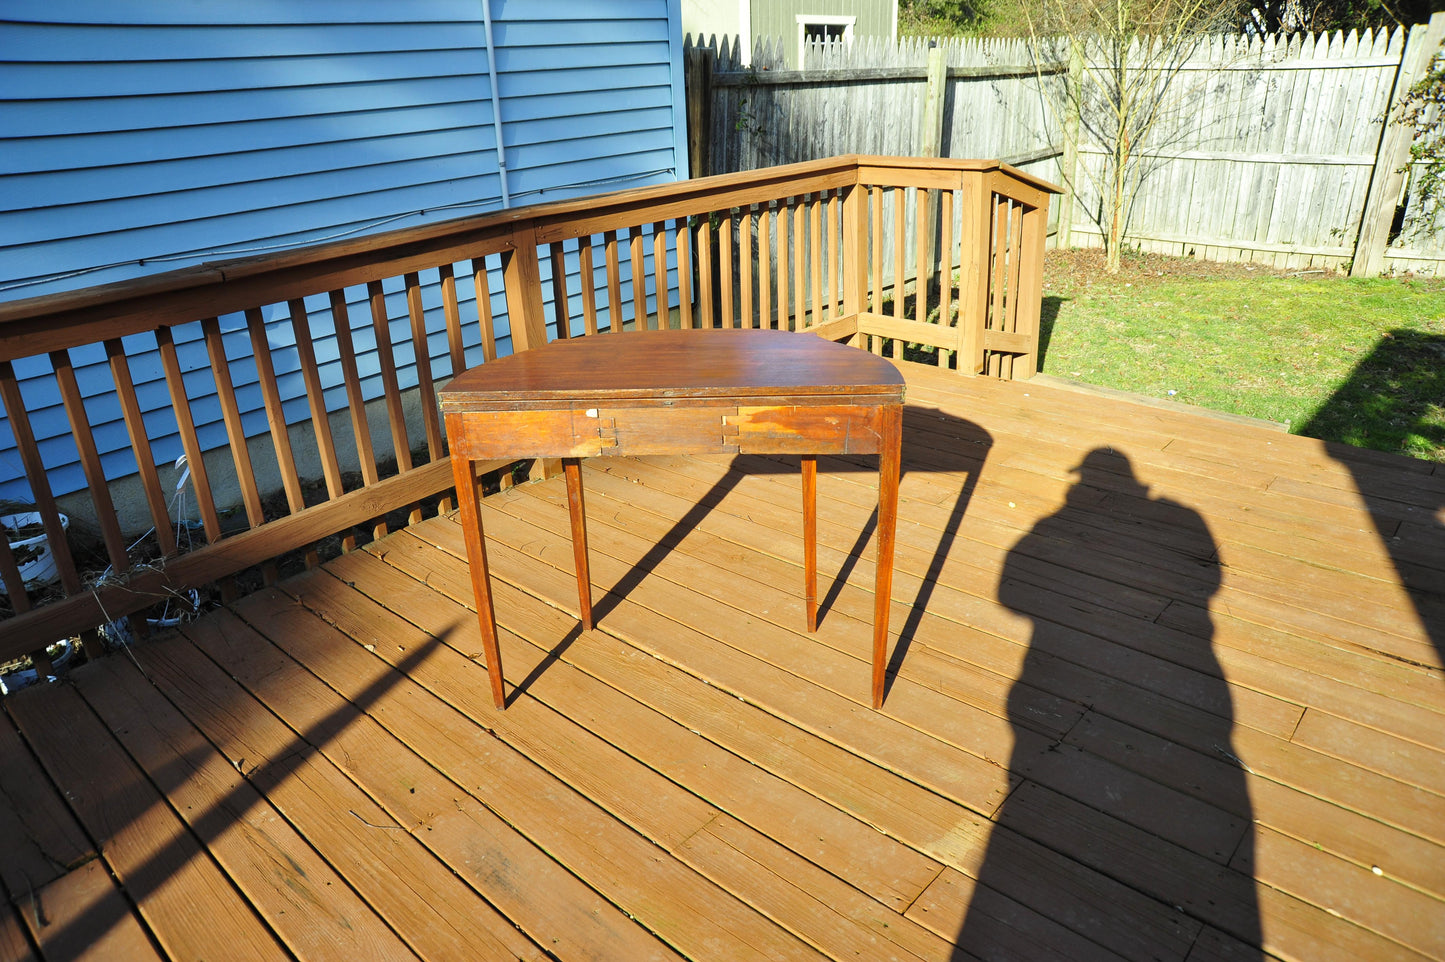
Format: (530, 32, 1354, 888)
(0, 155, 1056, 666)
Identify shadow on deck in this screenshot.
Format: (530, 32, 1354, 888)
(2, 361, 1441, 962)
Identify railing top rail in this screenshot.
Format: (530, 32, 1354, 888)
(0, 155, 1059, 361)
(850, 155, 1061, 196)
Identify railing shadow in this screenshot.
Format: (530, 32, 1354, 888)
(956, 449, 1262, 959)
(18, 617, 451, 954)
(586, 404, 993, 705)
(1298, 329, 1445, 671)
(1035, 294, 1066, 371)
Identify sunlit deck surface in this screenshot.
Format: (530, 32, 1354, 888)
(3, 360, 1442, 962)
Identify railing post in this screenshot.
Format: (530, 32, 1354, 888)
(956, 170, 990, 374)
(502, 223, 550, 353)
(500, 221, 562, 479)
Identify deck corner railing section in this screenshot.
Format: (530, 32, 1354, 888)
(0, 155, 1054, 667)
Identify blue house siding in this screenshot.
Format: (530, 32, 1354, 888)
(0, 0, 689, 505)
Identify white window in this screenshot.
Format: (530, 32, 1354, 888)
(796, 14, 855, 67)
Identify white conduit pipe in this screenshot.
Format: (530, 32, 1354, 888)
(481, 0, 511, 207)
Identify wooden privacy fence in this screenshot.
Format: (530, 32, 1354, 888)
(0, 155, 1055, 668)
(689, 18, 1445, 275)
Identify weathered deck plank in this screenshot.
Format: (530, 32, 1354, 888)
(3, 361, 1442, 961)
(7, 682, 289, 961)
(68, 654, 427, 962)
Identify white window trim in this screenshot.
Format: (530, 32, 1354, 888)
(796, 14, 856, 68)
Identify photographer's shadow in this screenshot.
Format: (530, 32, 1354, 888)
(957, 448, 1262, 959)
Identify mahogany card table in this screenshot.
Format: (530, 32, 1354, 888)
(439, 328, 904, 709)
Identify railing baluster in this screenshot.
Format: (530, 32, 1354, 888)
(758, 205, 772, 329)
(814, 193, 826, 323)
(793, 201, 806, 331)
(402, 274, 444, 462)
(287, 298, 345, 500)
(827, 190, 841, 320)
(675, 219, 694, 329)
(290, 296, 346, 564)
(989, 196, 1009, 378)
(199, 318, 265, 530)
(939, 188, 955, 368)
(604, 229, 623, 333)
(777, 200, 790, 331)
(549, 242, 571, 340)
(246, 308, 306, 513)
(653, 221, 668, 330)
(871, 186, 884, 316)
(155, 326, 222, 544)
(892, 188, 907, 325)
(808, 195, 821, 327)
(50, 349, 129, 575)
(471, 258, 499, 361)
(629, 225, 647, 330)
(203, 314, 281, 582)
(105, 338, 176, 557)
(439, 264, 467, 374)
(578, 241, 600, 336)
(366, 282, 415, 472)
(0, 362, 82, 624)
(366, 279, 416, 522)
(329, 289, 380, 545)
(916, 187, 930, 334)
(328, 291, 378, 487)
(739, 205, 754, 328)
(696, 218, 714, 327)
(719, 209, 735, 328)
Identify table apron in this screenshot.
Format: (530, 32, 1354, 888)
(445, 400, 899, 459)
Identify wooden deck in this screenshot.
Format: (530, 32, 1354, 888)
(2, 360, 1441, 962)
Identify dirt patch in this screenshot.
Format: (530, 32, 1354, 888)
(1043, 247, 1321, 292)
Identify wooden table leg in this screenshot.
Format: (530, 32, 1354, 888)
(563, 457, 594, 630)
(449, 447, 507, 709)
(802, 455, 818, 632)
(872, 404, 903, 709)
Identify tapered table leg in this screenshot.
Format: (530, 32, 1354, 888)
(872, 404, 903, 709)
(448, 440, 506, 709)
(563, 457, 594, 630)
(802, 455, 818, 632)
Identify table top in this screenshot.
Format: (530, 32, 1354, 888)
(438, 329, 905, 408)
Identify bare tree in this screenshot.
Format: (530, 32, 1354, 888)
(1024, 0, 1230, 271)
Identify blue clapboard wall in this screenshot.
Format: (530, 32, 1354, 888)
(0, 0, 688, 504)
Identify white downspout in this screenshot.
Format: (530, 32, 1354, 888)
(481, 0, 511, 208)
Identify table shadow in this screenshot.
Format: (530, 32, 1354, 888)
(588, 405, 993, 704)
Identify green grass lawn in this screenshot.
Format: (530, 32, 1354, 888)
(1037, 250, 1445, 463)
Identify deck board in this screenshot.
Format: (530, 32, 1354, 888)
(3, 360, 1442, 961)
